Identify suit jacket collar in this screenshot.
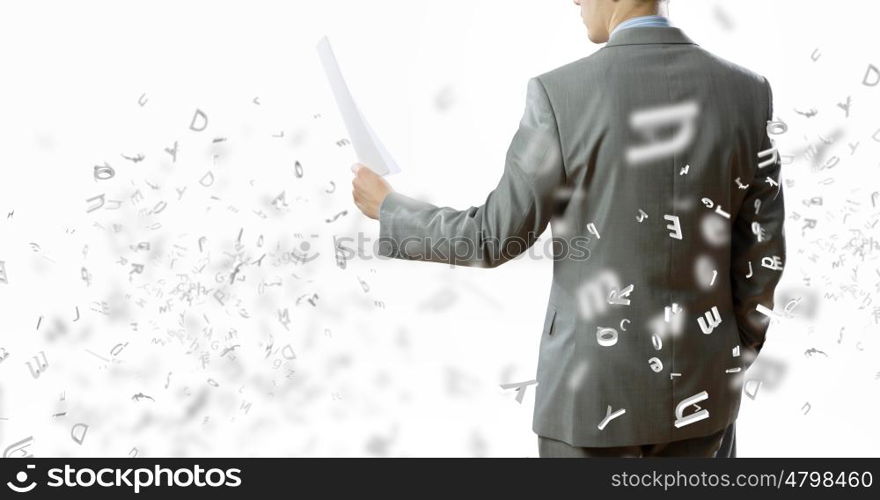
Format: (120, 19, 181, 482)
(605, 27, 697, 47)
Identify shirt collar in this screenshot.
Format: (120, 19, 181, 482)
(610, 15, 671, 38)
(604, 26, 696, 48)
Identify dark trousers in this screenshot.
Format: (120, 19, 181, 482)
(538, 423, 731, 458)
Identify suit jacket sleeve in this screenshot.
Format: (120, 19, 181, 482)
(730, 76, 787, 355)
(376, 77, 565, 268)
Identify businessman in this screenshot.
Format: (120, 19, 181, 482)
(351, 0, 785, 457)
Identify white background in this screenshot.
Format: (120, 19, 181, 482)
(1, 0, 879, 457)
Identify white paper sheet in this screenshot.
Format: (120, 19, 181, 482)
(316, 36, 401, 176)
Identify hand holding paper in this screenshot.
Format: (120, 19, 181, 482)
(351, 162, 393, 220)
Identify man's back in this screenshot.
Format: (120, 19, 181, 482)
(371, 25, 785, 449)
(532, 26, 785, 446)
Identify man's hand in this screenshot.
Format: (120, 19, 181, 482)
(351, 163, 393, 220)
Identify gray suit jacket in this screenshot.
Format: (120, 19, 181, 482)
(377, 27, 786, 447)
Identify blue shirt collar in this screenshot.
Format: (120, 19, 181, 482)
(610, 15, 671, 39)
